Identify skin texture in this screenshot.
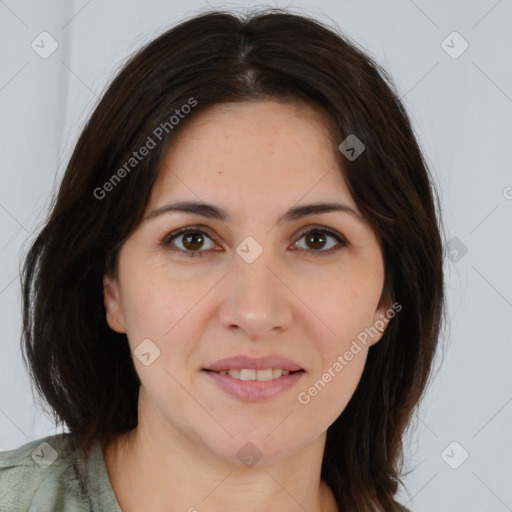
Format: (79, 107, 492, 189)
(103, 100, 390, 512)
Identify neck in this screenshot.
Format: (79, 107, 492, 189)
(103, 420, 338, 512)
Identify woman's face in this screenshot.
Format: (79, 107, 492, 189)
(104, 100, 389, 465)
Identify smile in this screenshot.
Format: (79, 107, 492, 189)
(202, 369, 305, 401)
(216, 368, 296, 381)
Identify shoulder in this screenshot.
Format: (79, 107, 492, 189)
(0, 433, 90, 512)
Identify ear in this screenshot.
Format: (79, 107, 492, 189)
(368, 300, 393, 347)
(103, 274, 126, 333)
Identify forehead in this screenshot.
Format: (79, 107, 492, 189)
(165, 99, 334, 158)
(150, 100, 357, 214)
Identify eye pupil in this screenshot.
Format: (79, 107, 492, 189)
(306, 231, 326, 250)
(183, 232, 204, 250)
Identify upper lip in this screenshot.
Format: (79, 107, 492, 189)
(203, 355, 304, 372)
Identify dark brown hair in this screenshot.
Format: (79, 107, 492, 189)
(21, 8, 446, 511)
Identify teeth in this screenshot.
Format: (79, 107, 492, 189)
(219, 368, 292, 381)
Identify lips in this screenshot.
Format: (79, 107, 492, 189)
(203, 367, 305, 401)
(202, 354, 304, 373)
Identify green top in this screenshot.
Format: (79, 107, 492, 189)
(0, 433, 122, 511)
(1, 433, 412, 511)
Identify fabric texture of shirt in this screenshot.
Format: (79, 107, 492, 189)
(0, 433, 122, 512)
(1, 432, 413, 511)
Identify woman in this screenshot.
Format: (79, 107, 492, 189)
(0, 8, 445, 512)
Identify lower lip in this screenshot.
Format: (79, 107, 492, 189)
(202, 370, 304, 402)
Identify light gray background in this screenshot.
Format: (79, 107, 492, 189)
(1, 1, 511, 511)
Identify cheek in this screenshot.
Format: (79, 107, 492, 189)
(292, 347, 368, 445)
(299, 271, 381, 346)
(121, 280, 171, 339)
(297, 276, 376, 416)
(119, 269, 213, 372)
(299, 338, 369, 424)
(119, 256, 202, 336)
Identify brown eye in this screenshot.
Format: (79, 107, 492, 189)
(180, 231, 207, 251)
(294, 227, 348, 254)
(304, 231, 328, 250)
(161, 227, 216, 256)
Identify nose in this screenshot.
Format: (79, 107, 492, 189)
(218, 247, 294, 342)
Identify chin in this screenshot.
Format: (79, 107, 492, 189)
(199, 427, 307, 467)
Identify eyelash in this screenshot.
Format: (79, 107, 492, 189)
(159, 225, 349, 258)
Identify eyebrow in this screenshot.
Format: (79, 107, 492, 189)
(143, 200, 364, 224)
